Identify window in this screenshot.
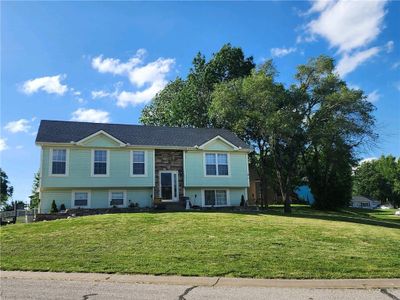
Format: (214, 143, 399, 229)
(132, 151, 145, 175)
(205, 153, 229, 176)
(204, 190, 227, 206)
(51, 149, 67, 175)
(93, 150, 108, 175)
(73, 192, 89, 207)
(110, 191, 125, 207)
(361, 202, 370, 208)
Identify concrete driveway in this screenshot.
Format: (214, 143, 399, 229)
(1, 271, 399, 300)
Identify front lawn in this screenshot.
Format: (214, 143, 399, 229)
(1, 207, 399, 279)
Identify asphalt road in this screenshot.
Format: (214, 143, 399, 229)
(1, 277, 400, 300)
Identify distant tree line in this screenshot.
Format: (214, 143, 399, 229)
(140, 44, 377, 212)
(353, 156, 400, 208)
(1, 168, 40, 210)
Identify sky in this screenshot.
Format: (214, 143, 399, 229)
(1, 1, 399, 202)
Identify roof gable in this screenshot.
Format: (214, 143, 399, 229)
(77, 130, 125, 147)
(198, 135, 239, 151)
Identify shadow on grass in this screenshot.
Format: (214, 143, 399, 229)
(152, 206, 400, 229)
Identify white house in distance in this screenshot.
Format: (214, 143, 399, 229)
(350, 196, 380, 209)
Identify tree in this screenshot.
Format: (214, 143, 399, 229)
(140, 44, 255, 127)
(50, 200, 58, 213)
(210, 62, 303, 212)
(3, 200, 25, 211)
(296, 56, 376, 209)
(354, 156, 400, 208)
(0, 168, 13, 206)
(29, 172, 40, 209)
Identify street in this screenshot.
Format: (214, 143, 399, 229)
(1, 272, 399, 300)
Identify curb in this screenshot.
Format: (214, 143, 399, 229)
(1, 271, 399, 289)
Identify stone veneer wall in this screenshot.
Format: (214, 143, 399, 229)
(154, 149, 184, 201)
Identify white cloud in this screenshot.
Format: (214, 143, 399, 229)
(117, 80, 165, 107)
(22, 74, 68, 95)
(366, 90, 381, 103)
(0, 138, 8, 151)
(91, 90, 111, 99)
(301, 0, 388, 77)
(92, 49, 146, 75)
(308, 0, 334, 13)
(16, 145, 23, 150)
(336, 47, 380, 77)
(71, 108, 110, 123)
(359, 157, 377, 165)
(270, 47, 297, 58)
(395, 82, 400, 92)
(392, 61, 400, 70)
(4, 119, 31, 133)
(91, 49, 175, 107)
(385, 40, 394, 53)
(307, 0, 387, 53)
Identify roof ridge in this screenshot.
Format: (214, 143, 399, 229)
(40, 120, 232, 131)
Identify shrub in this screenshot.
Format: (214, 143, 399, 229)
(240, 195, 245, 207)
(50, 200, 58, 213)
(60, 203, 66, 211)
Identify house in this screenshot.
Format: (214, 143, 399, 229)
(350, 196, 381, 209)
(35, 120, 251, 213)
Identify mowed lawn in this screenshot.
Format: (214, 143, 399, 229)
(1, 206, 399, 279)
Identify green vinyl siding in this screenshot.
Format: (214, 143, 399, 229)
(42, 147, 154, 188)
(185, 187, 247, 207)
(40, 188, 152, 213)
(40, 190, 71, 213)
(81, 133, 122, 147)
(201, 139, 234, 151)
(184, 150, 249, 187)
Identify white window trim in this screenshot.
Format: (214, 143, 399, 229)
(130, 150, 147, 177)
(49, 148, 69, 177)
(108, 190, 127, 208)
(203, 152, 230, 177)
(91, 149, 110, 177)
(71, 190, 91, 208)
(202, 189, 230, 207)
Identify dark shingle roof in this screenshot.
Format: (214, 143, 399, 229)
(36, 120, 250, 150)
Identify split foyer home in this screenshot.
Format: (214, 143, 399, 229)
(36, 120, 251, 213)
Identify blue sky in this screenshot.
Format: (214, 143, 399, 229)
(1, 1, 399, 202)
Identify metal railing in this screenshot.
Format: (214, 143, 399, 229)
(0, 208, 38, 224)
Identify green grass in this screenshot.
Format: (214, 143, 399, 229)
(1, 206, 399, 279)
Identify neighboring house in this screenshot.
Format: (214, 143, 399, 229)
(350, 196, 380, 209)
(36, 120, 251, 213)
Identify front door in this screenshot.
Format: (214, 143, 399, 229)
(160, 171, 179, 201)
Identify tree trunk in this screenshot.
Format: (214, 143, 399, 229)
(284, 190, 292, 213)
(260, 174, 269, 209)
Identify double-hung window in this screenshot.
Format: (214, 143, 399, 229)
(132, 151, 145, 175)
(204, 190, 228, 206)
(93, 150, 108, 176)
(110, 191, 125, 207)
(51, 149, 67, 175)
(73, 191, 89, 207)
(205, 153, 229, 176)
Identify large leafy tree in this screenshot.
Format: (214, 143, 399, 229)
(354, 156, 400, 208)
(210, 63, 304, 212)
(140, 44, 255, 127)
(0, 168, 14, 206)
(29, 171, 40, 209)
(296, 56, 376, 209)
